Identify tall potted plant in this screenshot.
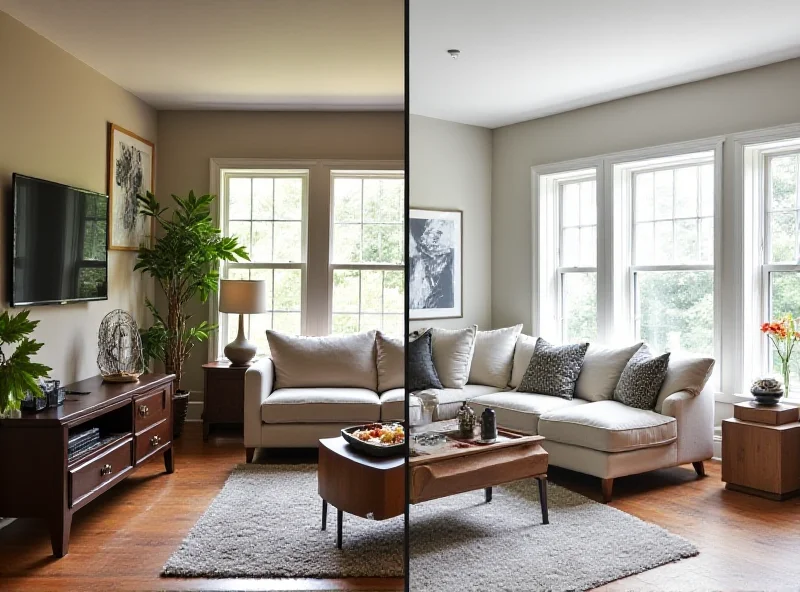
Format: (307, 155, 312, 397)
(0, 310, 52, 417)
(136, 191, 248, 437)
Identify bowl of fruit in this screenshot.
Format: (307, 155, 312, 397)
(342, 423, 405, 457)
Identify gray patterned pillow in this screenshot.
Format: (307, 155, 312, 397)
(517, 338, 589, 399)
(613, 345, 671, 410)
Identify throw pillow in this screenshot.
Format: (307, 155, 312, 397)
(375, 331, 404, 393)
(508, 334, 537, 389)
(431, 325, 478, 389)
(408, 329, 443, 392)
(517, 338, 589, 399)
(574, 342, 643, 402)
(613, 345, 671, 410)
(266, 330, 377, 391)
(654, 356, 715, 411)
(468, 324, 523, 388)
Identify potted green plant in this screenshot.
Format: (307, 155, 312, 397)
(0, 310, 52, 417)
(135, 191, 248, 437)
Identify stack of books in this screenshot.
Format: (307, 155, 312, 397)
(67, 427, 100, 460)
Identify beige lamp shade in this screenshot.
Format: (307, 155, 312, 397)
(218, 280, 268, 314)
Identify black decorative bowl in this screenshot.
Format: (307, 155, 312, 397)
(751, 389, 783, 406)
(341, 424, 405, 457)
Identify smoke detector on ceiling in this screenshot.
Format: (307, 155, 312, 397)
(447, 49, 461, 59)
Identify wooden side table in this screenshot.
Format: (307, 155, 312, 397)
(202, 361, 248, 441)
(722, 401, 800, 500)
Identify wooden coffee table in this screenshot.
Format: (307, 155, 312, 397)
(318, 420, 549, 548)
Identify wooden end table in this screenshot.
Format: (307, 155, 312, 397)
(202, 361, 248, 441)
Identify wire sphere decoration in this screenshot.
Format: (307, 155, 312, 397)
(97, 309, 145, 383)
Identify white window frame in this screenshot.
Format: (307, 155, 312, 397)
(735, 124, 800, 394)
(329, 169, 405, 336)
(209, 165, 310, 359)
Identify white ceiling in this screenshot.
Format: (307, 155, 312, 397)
(410, 0, 800, 128)
(0, 0, 404, 110)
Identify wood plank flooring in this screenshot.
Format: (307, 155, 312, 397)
(1, 422, 799, 591)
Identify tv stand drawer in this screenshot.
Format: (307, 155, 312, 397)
(134, 387, 170, 432)
(69, 437, 133, 508)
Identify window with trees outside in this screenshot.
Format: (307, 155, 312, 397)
(219, 171, 307, 355)
(631, 158, 715, 356)
(763, 150, 800, 382)
(330, 171, 404, 337)
(557, 176, 597, 342)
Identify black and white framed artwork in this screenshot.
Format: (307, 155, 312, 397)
(409, 208, 462, 319)
(107, 123, 154, 251)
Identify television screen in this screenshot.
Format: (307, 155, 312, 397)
(11, 174, 109, 306)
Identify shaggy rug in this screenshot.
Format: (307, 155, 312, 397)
(162, 464, 698, 590)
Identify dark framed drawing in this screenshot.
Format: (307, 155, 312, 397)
(107, 123, 155, 251)
(409, 208, 462, 319)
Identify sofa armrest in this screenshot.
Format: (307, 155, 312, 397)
(661, 388, 713, 465)
(244, 357, 274, 447)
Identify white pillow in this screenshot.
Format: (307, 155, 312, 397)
(654, 356, 715, 411)
(266, 330, 377, 390)
(468, 325, 523, 388)
(509, 334, 537, 389)
(574, 342, 643, 402)
(431, 325, 477, 389)
(376, 331, 404, 393)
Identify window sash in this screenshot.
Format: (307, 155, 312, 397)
(558, 268, 597, 343)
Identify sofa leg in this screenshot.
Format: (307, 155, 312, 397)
(246, 447, 255, 463)
(692, 461, 705, 477)
(601, 478, 614, 503)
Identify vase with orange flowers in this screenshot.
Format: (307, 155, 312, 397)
(761, 314, 800, 397)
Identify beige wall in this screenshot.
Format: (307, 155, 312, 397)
(156, 110, 404, 394)
(492, 58, 800, 343)
(409, 115, 492, 332)
(0, 12, 157, 384)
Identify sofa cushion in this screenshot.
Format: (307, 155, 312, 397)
(380, 388, 419, 422)
(509, 334, 537, 389)
(376, 331, 404, 393)
(575, 342, 643, 402)
(468, 325, 523, 388)
(468, 392, 588, 435)
(517, 338, 589, 400)
(262, 388, 380, 424)
(613, 345, 670, 410)
(408, 329, 443, 391)
(266, 330, 377, 390)
(655, 356, 715, 412)
(431, 325, 477, 389)
(538, 400, 677, 453)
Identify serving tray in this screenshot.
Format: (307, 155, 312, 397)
(341, 424, 405, 457)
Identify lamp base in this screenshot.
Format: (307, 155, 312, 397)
(224, 337, 257, 367)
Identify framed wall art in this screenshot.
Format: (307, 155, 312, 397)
(409, 208, 462, 320)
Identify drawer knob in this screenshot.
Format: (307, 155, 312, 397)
(100, 463, 113, 476)
(150, 435, 161, 447)
(138, 404, 150, 417)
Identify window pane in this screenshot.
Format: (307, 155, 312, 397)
(635, 222, 654, 265)
(252, 178, 273, 219)
(561, 182, 579, 227)
(579, 226, 596, 267)
(654, 170, 674, 219)
(332, 314, 359, 334)
(769, 271, 800, 385)
(579, 181, 596, 225)
(635, 172, 654, 222)
(228, 178, 251, 220)
(332, 270, 360, 313)
(380, 224, 404, 264)
(383, 270, 404, 313)
(770, 211, 797, 263)
(333, 178, 363, 223)
(229, 221, 251, 253)
(361, 270, 383, 313)
(274, 178, 303, 220)
(675, 166, 698, 218)
(770, 154, 798, 211)
(562, 272, 597, 343)
(700, 164, 714, 216)
(273, 221, 302, 262)
(654, 221, 674, 264)
(331, 269, 405, 334)
(561, 227, 580, 267)
(227, 267, 250, 280)
(272, 312, 301, 335)
(675, 219, 698, 263)
(381, 314, 404, 337)
(368, 179, 404, 223)
(363, 180, 383, 223)
(249, 313, 272, 356)
(251, 221, 273, 262)
(700, 218, 714, 262)
(273, 269, 302, 311)
(362, 224, 382, 262)
(636, 270, 713, 356)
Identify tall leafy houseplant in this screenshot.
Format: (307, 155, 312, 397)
(0, 310, 52, 417)
(136, 191, 248, 435)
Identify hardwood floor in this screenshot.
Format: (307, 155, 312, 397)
(2, 422, 800, 590)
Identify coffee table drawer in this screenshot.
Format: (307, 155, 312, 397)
(135, 419, 171, 465)
(411, 442, 547, 504)
(134, 387, 169, 432)
(69, 437, 134, 508)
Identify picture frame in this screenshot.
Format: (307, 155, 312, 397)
(107, 123, 155, 251)
(409, 208, 463, 320)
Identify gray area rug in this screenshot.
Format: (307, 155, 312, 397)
(163, 464, 698, 591)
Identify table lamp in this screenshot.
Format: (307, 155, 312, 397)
(219, 279, 268, 366)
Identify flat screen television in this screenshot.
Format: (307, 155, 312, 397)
(10, 174, 109, 306)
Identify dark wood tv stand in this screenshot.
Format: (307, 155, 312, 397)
(0, 373, 175, 557)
